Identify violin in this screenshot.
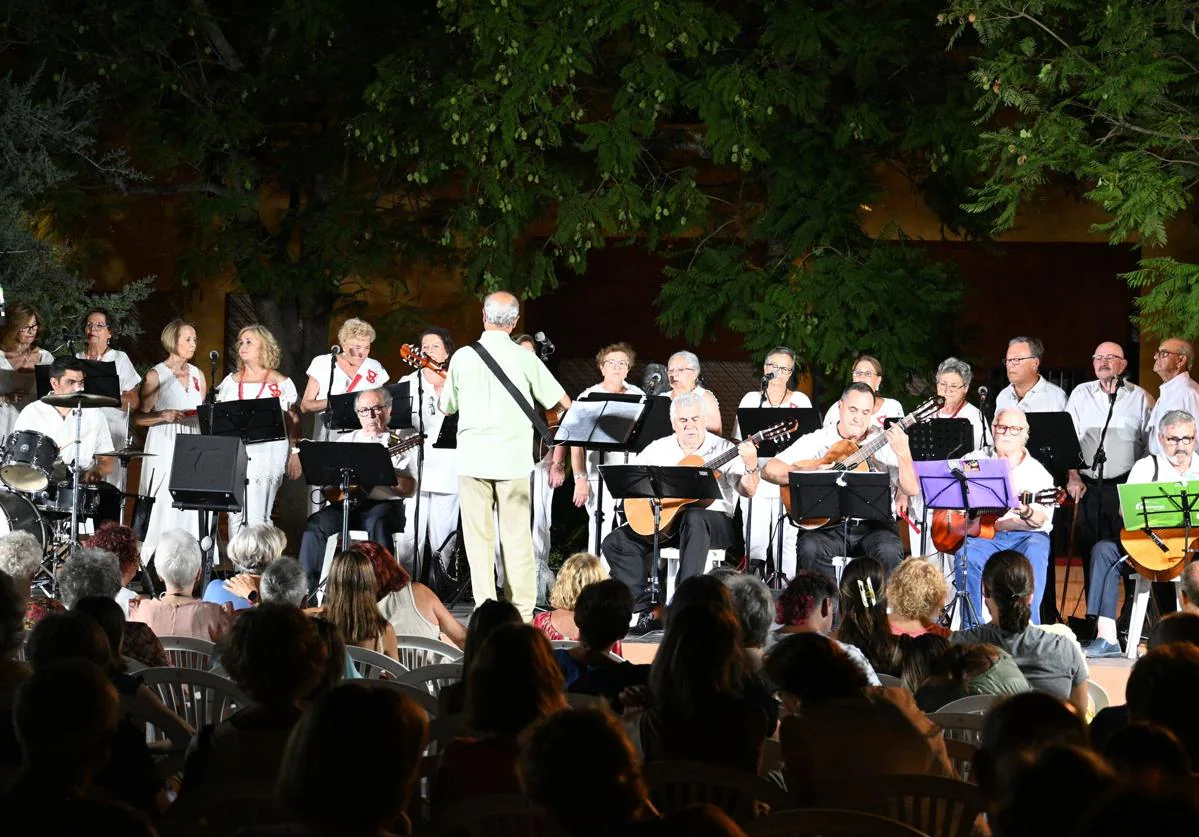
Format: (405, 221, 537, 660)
(930, 487, 1062, 553)
(399, 344, 447, 379)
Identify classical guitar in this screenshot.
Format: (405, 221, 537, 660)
(1120, 527, 1198, 582)
(780, 396, 944, 528)
(930, 487, 1062, 553)
(398, 344, 447, 379)
(624, 419, 799, 538)
(321, 433, 424, 503)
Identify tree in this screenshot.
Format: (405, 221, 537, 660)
(942, 0, 1199, 339)
(0, 72, 151, 341)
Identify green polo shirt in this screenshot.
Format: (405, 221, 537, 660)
(439, 330, 567, 480)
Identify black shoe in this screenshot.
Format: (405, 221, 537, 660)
(1068, 615, 1098, 643)
(629, 611, 662, 636)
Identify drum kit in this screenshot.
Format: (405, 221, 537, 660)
(0, 393, 156, 589)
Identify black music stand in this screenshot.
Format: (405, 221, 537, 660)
(432, 413, 459, 449)
(35, 359, 121, 400)
(601, 464, 724, 607)
(1026, 411, 1083, 622)
(169, 436, 247, 592)
(297, 441, 398, 577)
(909, 418, 977, 554)
(787, 471, 893, 583)
(631, 395, 674, 453)
(558, 395, 648, 554)
(326, 383, 414, 432)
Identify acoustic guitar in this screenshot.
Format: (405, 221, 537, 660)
(930, 487, 1062, 553)
(1120, 527, 1198, 582)
(398, 344, 447, 379)
(624, 419, 799, 538)
(780, 396, 944, 528)
(320, 433, 424, 503)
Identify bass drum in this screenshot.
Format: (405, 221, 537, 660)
(0, 489, 47, 550)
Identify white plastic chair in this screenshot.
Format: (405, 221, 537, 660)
(660, 548, 726, 604)
(1125, 575, 1183, 659)
(346, 644, 410, 680)
(642, 759, 793, 823)
(139, 667, 248, 730)
(876, 673, 904, 688)
(1086, 679, 1111, 712)
(396, 663, 463, 698)
(929, 712, 986, 746)
(395, 634, 463, 670)
(359, 677, 440, 718)
(157, 635, 218, 671)
(934, 694, 1000, 715)
(120, 693, 193, 780)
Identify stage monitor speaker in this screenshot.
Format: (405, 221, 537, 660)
(169, 435, 247, 513)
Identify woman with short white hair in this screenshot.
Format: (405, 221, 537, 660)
(202, 523, 287, 611)
(0, 531, 59, 628)
(129, 529, 234, 640)
(666, 350, 721, 433)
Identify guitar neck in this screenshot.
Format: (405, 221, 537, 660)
(839, 418, 906, 469)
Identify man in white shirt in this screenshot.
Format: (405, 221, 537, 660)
(440, 292, 571, 621)
(950, 408, 1056, 627)
(1065, 341, 1155, 593)
(296, 387, 414, 596)
(600, 391, 760, 633)
(14, 357, 113, 485)
(995, 336, 1067, 412)
(1146, 337, 1199, 456)
(763, 383, 919, 579)
(1084, 409, 1199, 657)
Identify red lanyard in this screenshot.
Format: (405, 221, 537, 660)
(345, 373, 362, 393)
(237, 373, 269, 401)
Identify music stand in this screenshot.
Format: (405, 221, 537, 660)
(915, 457, 1016, 629)
(326, 383, 414, 432)
(601, 464, 724, 607)
(1026, 412, 1085, 479)
(35, 359, 120, 400)
(557, 396, 648, 554)
(909, 418, 977, 554)
(198, 397, 287, 443)
(169, 436, 247, 591)
(737, 407, 821, 585)
(630, 395, 674, 453)
(432, 413, 458, 449)
(298, 441, 399, 574)
(786, 471, 893, 583)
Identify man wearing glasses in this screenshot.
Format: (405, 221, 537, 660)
(951, 408, 1056, 626)
(1065, 342, 1155, 594)
(1083, 410, 1199, 657)
(296, 387, 413, 595)
(1146, 338, 1199, 456)
(995, 336, 1067, 412)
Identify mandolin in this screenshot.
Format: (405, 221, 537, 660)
(624, 419, 799, 538)
(320, 433, 424, 503)
(930, 487, 1062, 553)
(1120, 527, 1198, 582)
(399, 344, 447, 379)
(780, 396, 944, 528)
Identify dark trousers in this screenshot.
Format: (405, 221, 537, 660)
(297, 499, 406, 596)
(1076, 475, 1126, 594)
(602, 508, 736, 612)
(795, 521, 905, 580)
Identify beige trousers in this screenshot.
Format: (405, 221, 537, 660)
(459, 475, 535, 621)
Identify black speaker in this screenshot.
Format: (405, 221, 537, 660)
(169, 435, 247, 512)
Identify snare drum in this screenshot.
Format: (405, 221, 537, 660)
(43, 481, 107, 518)
(1, 430, 59, 493)
(0, 489, 47, 549)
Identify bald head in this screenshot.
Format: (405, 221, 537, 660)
(483, 292, 520, 331)
(1155, 337, 1194, 383)
(1091, 342, 1127, 385)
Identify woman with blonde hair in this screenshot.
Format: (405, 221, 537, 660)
(135, 319, 206, 561)
(0, 302, 53, 438)
(532, 553, 617, 650)
(315, 549, 399, 660)
(888, 556, 950, 637)
(214, 324, 300, 537)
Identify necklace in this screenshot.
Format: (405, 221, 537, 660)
(238, 370, 270, 400)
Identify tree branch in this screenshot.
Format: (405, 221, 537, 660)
(123, 181, 230, 197)
(191, 0, 245, 72)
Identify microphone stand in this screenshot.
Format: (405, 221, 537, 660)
(412, 367, 427, 585)
(978, 390, 992, 450)
(324, 351, 338, 431)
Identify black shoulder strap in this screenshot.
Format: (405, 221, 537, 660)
(1153, 455, 1160, 482)
(468, 341, 552, 441)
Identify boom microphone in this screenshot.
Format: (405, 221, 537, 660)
(330, 345, 343, 355)
(209, 350, 219, 363)
(533, 332, 555, 354)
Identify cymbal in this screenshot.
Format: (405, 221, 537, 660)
(40, 392, 121, 409)
(95, 449, 156, 461)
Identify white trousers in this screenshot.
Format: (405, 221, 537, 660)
(740, 493, 797, 578)
(395, 491, 460, 574)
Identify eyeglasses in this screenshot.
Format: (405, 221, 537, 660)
(603, 359, 629, 368)
(84, 322, 110, 331)
(765, 363, 794, 373)
(1004, 356, 1035, 365)
(993, 424, 1027, 436)
(356, 406, 387, 417)
(936, 381, 966, 391)
(1155, 349, 1185, 359)
(1164, 435, 1196, 445)
(1092, 354, 1124, 362)
(667, 367, 695, 375)
(852, 369, 879, 378)
(17, 324, 38, 334)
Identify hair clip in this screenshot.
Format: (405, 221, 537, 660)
(856, 579, 875, 609)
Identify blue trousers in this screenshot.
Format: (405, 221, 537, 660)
(1086, 539, 1127, 620)
(955, 530, 1051, 628)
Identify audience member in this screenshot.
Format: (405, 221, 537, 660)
(314, 549, 398, 660)
(888, 556, 950, 637)
(203, 522, 286, 609)
(0, 570, 29, 772)
(765, 632, 954, 805)
(554, 579, 646, 707)
(259, 557, 308, 608)
(128, 529, 234, 641)
(432, 623, 566, 812)
(990, 745, 1116, 837)
(1148, 610, 1199, 650)
(353, 540, 466, 648)
(1125, 642, 1199, 765)
(1, 660, 156, 835)
(775, 570, 880, 684)
(175, 604, 326, 807)
(1104, 723, 1192, 791)
(310, 616, 355, 692)
(914, 642, 1030, 712)
(0, 530, 62, 628)
(56, 547, 168, 668)
(717, 571, 774, 669)
(900, 632, 949, 696)
(533, 551, 607, 644)
(950, 550, 1087, 712)
(666, 574, 732, 626)
(274, 682, 428, 837)
(438, 599, 522, 715)
(1179, 561, 1199, 613)
(1074, 784, 1199, 835)
(836, 556, 903, 675)
(83, 522, 142, 616)
(520, 708, 749, 837)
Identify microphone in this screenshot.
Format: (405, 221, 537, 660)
(977, 386, 988, 401)
(642, 362, 667, 396)
(0, 286, 6, 326)
(209, 350, 219, 363)
(761, 372, 775, 389)
(533, 332, 555, 354)
(1110, 374, 1124, 403)
(330, 345, 343, 355)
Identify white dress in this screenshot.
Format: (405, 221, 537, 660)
(0, 349, 53, 440)
(138, 362, 203, 561)
(215, 373, 297, 539)
(76, 348, 142, 490)
(576, 381, 645, 555)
